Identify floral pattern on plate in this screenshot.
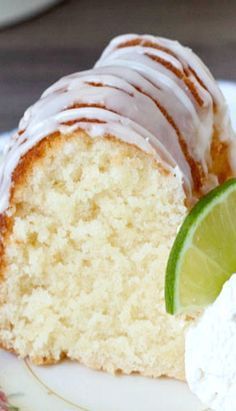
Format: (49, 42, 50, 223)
(0, 388, 19, 411)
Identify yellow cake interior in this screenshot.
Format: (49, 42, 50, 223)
(0, 130, 188, 379)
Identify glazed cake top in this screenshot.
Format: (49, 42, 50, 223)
(0, 34, 235, 212)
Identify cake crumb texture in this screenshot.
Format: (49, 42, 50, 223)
(0, 131, 188, 379)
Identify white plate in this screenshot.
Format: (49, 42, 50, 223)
(0, 0, 61, 29)
(0, 80, 235, 411)
(0, 349, 204, 411)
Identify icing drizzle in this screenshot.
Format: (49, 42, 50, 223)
(0, 34, 235, 212)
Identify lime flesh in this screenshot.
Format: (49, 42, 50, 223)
(165, 178, 236, 314)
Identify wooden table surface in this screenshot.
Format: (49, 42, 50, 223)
(0, 0, 236, 132)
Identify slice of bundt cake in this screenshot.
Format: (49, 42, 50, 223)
(0, 34, 235, 380)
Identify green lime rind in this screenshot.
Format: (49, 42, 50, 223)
(165, 178, 236, 315)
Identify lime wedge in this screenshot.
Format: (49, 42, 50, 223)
(165, 178, 236, 314)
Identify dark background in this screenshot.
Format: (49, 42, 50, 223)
(1, 0, 236, 132)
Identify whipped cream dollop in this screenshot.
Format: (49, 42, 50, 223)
(185, 274, 236, 411)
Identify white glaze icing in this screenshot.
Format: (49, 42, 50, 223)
(0, 34, 234, 213)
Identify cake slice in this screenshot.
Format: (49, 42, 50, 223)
(0, 34, 234, 380)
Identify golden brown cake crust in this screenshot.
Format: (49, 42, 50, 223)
(116, 37, 234, 193)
